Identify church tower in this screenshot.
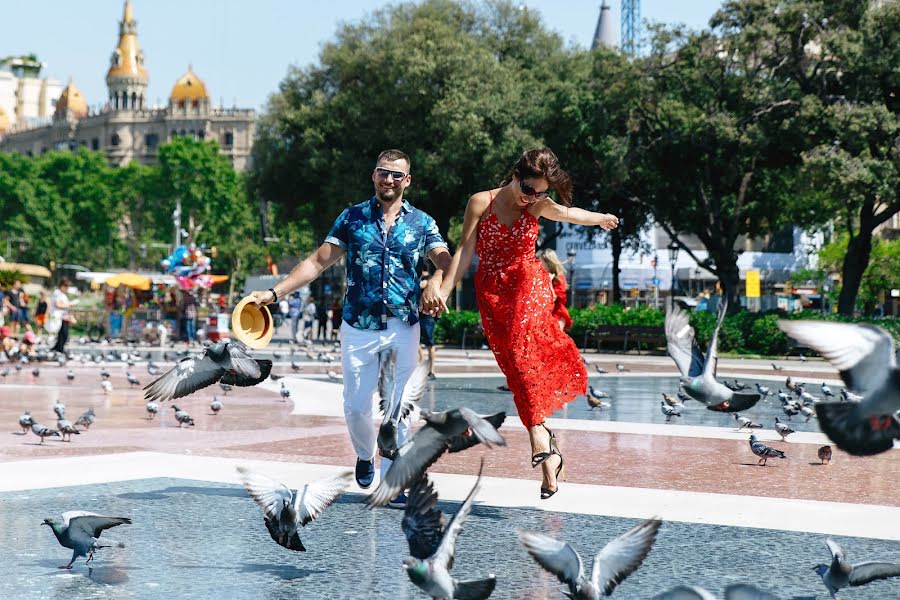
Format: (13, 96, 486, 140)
(592, 1, 618, 50)
(106, 0, 149, 110)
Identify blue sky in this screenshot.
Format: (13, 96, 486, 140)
(1, 0, 723, 112)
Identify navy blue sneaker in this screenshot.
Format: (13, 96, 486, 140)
(388, 493, 408, 509)
(355, 458, 375, 489)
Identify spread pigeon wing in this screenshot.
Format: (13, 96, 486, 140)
(848, 561, 900, 586)
(778, 321, 894, 394)
(459, 407, 506, 448)
(377, 349, 397, 414)
(366, 425, 451, 508)
(293, 471, 352, 526)
(432, 461, 483, 571)
(665, 305, 705, 378)
(220, 359, 272, 386)
(518, 529, 584, 588)
(402, 475, 445, 560)
(448, 412, 507, 453)
(453, 576, 497, 600)
(706, 391, 761, 413)
(63, 512, 132, 539)
(237, 466, 293, 522)
(143, 355, 225, 402)
(591, 517, 662, 596)
(227, 342, 263, 379)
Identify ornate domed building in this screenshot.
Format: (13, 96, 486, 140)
(0, 0, 255, 170)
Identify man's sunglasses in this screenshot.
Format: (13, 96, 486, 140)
(375, 167, 408, 180)
(519, 179, 550, 199)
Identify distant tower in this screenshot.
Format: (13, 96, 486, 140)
(592, 1, 617, 50)
(621, 0, 641, 56)
(106, 0, 148, 110)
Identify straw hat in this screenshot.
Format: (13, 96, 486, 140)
(231, 296, 274, 349)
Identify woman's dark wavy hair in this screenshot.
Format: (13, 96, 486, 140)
(500, 148, 573, 206)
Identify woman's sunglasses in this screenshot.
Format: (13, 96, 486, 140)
(519, 179, 550, 199)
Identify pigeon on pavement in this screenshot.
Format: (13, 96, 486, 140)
(210, 397, 222, 415)
(749, 434, 786, 466)
(519, 517, 662, 599)
(126, 372, 140, 387)
(66, 369, 75, 381)
(660, 402, 681, 423)
(665, 301, 761, 413)
(773, 417, 795, 440)
(588, 387, 611, 410)
(74, 408, 96, 430)
(145, 401, 159, 419)
(42, 511, 131, 569)
(771, 363, 783, 372)
(661, 393, 683, 408)
(31, 421, 60, 444)
(799, 405, 816, 422)
(367, 407, 506, 508)
(143, 341, 272, 403)
(733, 414, 762, 430)
(814, 538, 900, 599)
(778, 321, 900, 456)
(56, 414, 80, 442)
(821, 383, 835, 398)
(402, 462, 496, 600)
(841, 388, 863, 403)
(237, 466, 351, 552)
(755, 384, 773, 396)
(818, 445, 832, 465)
(280, 382, 291, 402)
(172, 405, 194, 427)
(101, 380, 113, 394)
(18, 410, 33, 433)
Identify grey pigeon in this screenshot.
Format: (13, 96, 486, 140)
(403, 463, 496, 600)
(755, 383, 773, 396)
(595, 365, 607, 374)
(210, 397, 222, 415)
(661, 393, 683, 408)
(402, 475, 446, 561)
(814, 537, 900, 599)
(32, 367, 40, 377)
(652, 584, 780, 599)
(172, 405, 194, 427)
(519, 517, 662, 599)
(660, 402, 681, 422)
(74, 408, 96, 430)
(143, 341, 272, 403)
(66, 369, 75, 381)
(31, 421, 60, 444)
(367, 407, 506, 508)
(291, 361, 303, 372)
(733, 414, 762, 430)
(665, 301, 760, 413)
(280, 382, 290, 402)
(821, 383, 835, 398)
(778, 321, 900, 456)
(773, 417, 794, 440)
(145, 401, 159, 419)
(780, 402, 799, 420)
(56, 416, 81, 442)
(100, 368, 110, 379)
(126, 372, 140, 387)
(377, 350, 429, 459)
(749, 434, 785, 466)
(588, 387, 611, 410)
(799, 404, 816, 422)
(219, 382, 233, 394)
(616, 363, 629, 372)
(18, 410, 33, 433)
(42, 511, 131, 569)
(840, 388, 863, 403)
(101, 380, 113, 394)
(237, 466, 351, 551)
(771, 363, 783, 371)
(53, 402, 66, 419)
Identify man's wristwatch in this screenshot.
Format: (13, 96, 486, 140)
(268, 288, 278, 304)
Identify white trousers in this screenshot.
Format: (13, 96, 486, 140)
(340, 318, 420, 477)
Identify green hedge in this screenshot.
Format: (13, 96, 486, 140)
(433, 305, 899, 356)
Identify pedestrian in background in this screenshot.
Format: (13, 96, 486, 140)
(34, 291, 48, 337)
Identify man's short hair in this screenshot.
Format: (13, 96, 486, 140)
(376, 149, 411, 170)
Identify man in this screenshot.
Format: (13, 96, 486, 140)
(6, 280, 26, 335)
(49, 278, 75, 355)
(251, 150, 451, 508)
(302, 296, 317, 341)
(288, 291, 303, 343)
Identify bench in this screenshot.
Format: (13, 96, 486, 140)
(582, 325, 666, 355)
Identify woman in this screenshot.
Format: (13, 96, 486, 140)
(34, 291, 48, 337)
(425, 148, 618, 499)
(49, 278, 76, 355)
(537, 249, 573, 331)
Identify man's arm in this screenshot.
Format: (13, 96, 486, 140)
(249, 243, 346, 305)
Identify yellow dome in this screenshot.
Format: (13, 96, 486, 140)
(0, 106, 9, 134)
(170, 66, 209, 103)
(106, 0, 149, 81)
(55, 80, 88, 119)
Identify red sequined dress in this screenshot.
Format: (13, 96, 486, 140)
(475, 192, 587, 427)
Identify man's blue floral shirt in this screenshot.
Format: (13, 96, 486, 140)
(325, 197, 447, 331)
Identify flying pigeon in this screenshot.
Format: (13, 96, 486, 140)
(818, 445, 832, 465)
(367, 407, 506, 508)
(74, 408, 96, 430)
(145, 401, 159, 419)
(402, 463, 496, 600)
(172, 405, 194, 427)
(733, 414, 762, 430)
(773, 417, 795, 440)
(519, 517, 662, 599)
(749, 434, 786, 466)
(665, 301, 761, 413)
(210, 397, 222, 415)
(143, 341, 272, 403)
(377, 351, 429, 459)
(237, 466, 351, 551)
(18, 410, 33, 433)
(660, 402, 681, 423)
(814, 538, 900, 599)
(31, 422, 60, 444)
(42, 512, 131, 569)
(778, 321, 900, 456)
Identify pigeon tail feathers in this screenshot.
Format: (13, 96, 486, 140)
(816, 402, 900, 456)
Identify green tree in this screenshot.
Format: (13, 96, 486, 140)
(250, 0, 569, 250)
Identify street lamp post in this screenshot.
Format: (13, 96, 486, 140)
(566, 248, 577, 308)
(667, 239, 680, 306)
